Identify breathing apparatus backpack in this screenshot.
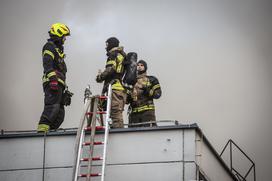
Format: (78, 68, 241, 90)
(122, 52, 137, 88)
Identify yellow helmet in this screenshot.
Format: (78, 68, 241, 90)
(49, 23, 70, 38)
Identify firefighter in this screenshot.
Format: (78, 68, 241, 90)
(37, 23, 72, 132)
(96, 37, 127, 128)
(127, 60, 162, 127)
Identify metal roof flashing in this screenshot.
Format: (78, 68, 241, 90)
(0, 123, 199, 139)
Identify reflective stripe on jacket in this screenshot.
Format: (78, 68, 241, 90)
(132, 104, 155, 113)
(101, 47, 126, 93)
(42, 41, 67, 86)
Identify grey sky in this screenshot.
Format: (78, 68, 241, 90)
(0, 0, 271, 180)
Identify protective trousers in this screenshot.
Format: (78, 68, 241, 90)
(39, 84, 65, 130)
(129, 110, 157, 127)
(110, 90, 127, 128)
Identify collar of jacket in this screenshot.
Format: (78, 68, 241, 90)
(47, 39, 64, 51)
(137, 72, 147, 79)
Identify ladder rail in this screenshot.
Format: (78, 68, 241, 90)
(86, 97, 99, 181)
(73, 98, 92, 181)
(101, 84, 112, 181)
(73, 84, 112, 181)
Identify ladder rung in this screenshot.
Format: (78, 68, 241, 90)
(81, 157, 103, 161)
(83, 141, 104, 146)
(86, 111, 106, 116)
(84, 126, 105, 131)
(94, 141, 103, 145)
(79, 173, 101, 177)
(95, 126, 105, 130)
(99, 96, 107, 99)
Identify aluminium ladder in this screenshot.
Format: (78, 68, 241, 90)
(73, 85, 112, 181)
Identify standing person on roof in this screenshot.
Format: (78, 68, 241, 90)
(37, 23, 72, 132)
(127, 60, 162, 127)
(96, 37, 127, 128)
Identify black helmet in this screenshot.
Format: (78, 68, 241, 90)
(106, 37, 119, 52)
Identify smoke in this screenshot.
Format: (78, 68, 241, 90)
(0, 0, 272, 180)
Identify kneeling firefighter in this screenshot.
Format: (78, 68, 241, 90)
(37, 23, 73, 132)
(127, 60, 162, 127)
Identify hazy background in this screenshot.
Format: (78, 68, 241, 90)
(0, 0, 271, 180)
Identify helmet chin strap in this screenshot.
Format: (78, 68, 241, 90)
(49, 35, 65, 47)
(55, 38, 64, 47)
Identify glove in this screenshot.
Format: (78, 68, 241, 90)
(141, 85, 151, 96)
(96, 69, 103, 83)
(142, 82, 151, 96)
(49, 80, 58, 91)
(62, 90, 73, 106)
(96, 74, 104, 83)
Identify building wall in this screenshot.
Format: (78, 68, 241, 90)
(195, 132, 235, 181)
(0, 127, 235, 181)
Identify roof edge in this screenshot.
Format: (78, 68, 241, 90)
(0, 124, 199, 139)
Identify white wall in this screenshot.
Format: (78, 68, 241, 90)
(0, 129, 194, 181)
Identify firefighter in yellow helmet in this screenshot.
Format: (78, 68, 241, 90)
(37, 23, 72, 132)
(127, 60, 162, 127)
(96, 37, 127, 128)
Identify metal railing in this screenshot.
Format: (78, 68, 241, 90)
(220, 139, 256, 181)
